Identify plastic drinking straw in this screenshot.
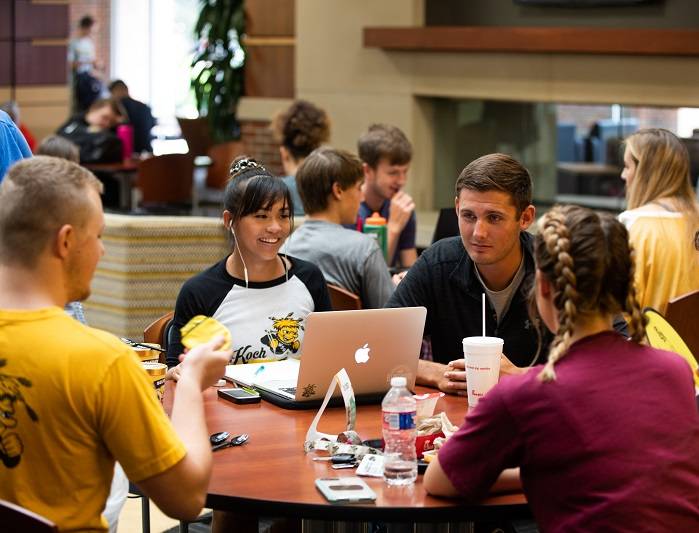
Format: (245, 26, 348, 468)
(482, 293, 486, 337)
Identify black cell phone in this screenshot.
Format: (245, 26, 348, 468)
(362, 438, 384, 450)
(218, 387, 261, 404)
(331, 453, 356, 464)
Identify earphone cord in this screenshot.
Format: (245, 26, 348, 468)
(231, 224, 249, 288)
(237, 244, 249, 288)
(281, 253, 289, 283)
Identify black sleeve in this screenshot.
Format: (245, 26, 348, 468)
(289, 257, 333, 312)
(55, 116, 82, 134)
(385, 251, 434, 336)
(166, 281, 203, 367)
(146, 106, 156, 132)
(166, 260, 232, 367)
(312, 276, 332, 312)
(307, 265, 333, 312)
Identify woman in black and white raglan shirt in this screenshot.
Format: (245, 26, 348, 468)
(166, 157, 331, 376)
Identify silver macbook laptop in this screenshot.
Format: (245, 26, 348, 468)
(225, 307, 426, 402)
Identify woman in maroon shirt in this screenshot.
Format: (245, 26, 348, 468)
(424, 205, 699, 532)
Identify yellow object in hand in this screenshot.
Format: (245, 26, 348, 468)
(180, 315, 232, 351)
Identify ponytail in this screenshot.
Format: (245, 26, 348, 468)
(624, 243, 648, 343)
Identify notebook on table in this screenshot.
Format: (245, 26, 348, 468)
(224, 307, 426, 409)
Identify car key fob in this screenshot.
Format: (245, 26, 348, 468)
(210, 431, 230, 445)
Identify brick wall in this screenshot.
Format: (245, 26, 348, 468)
(556, 104, 614, 135)
(240, 120, 283, 175)
(69, 0, 111, 80)
(631, 106, 679, 131)
(557, 104, 678, 136)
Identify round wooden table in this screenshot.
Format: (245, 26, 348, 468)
(164, 383, 530, 522)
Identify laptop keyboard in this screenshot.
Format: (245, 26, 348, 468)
(279, 387, 297, 395)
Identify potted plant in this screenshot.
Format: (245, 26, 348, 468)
(191, 0, 245, 142)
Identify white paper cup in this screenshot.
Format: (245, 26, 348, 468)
(462, 336, 503, 407)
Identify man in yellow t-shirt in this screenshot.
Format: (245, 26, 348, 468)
(0, 157, 231, 531)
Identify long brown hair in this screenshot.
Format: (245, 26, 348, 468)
(535, 205, 647, 382)
(625, 129, 699, 239)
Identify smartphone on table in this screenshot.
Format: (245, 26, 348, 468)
(218, 387, 261, 404)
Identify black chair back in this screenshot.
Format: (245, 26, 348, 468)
(0, 499, 58, 533)
(432, 208, 459, 244)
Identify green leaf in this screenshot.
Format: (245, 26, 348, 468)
(191, 0, 245, 141)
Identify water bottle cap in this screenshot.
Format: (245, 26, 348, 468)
(365, 212, 387, 225)
(390, 376, 407, 387)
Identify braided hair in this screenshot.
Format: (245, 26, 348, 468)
(535, 205, 646, 382)
(537, 209, 580, 381)
(599, 212, 647, 344)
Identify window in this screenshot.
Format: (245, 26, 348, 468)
(111, 0, 199, 138)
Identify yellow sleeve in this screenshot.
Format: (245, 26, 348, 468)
(96, 352, 187, 483)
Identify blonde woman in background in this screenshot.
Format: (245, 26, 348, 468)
(619, 128, 699, 313)
(271, 100, 331, 216)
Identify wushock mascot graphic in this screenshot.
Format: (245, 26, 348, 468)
(0, 359, 39, 468)
(261, 313, 304, 356)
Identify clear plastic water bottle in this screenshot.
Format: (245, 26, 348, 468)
(382, 376, 417, 485)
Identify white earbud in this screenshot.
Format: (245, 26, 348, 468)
(230, 221, 249, 288)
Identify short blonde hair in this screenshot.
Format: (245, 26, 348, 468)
(0, 156, 103, 268)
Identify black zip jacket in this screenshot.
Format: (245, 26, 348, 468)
(387, 233, 627, 367)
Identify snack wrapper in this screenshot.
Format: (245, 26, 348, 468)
(414, 412, 458, 458)
(180, 315, 231, 351)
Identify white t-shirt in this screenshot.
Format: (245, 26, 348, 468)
(474, 256, 526, 324)
(68, 36, 96, 74)
(166, 255, 332, 367)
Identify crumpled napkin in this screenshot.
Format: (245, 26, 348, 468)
(416, 411, 457, 437)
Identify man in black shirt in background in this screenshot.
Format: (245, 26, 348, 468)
(109, 80, 156, 154)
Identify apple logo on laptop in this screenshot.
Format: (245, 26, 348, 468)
(354, 343, 371, 364)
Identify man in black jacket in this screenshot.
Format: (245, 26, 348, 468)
(388, 153, 628, 395)
(388, 154, 542, 394)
